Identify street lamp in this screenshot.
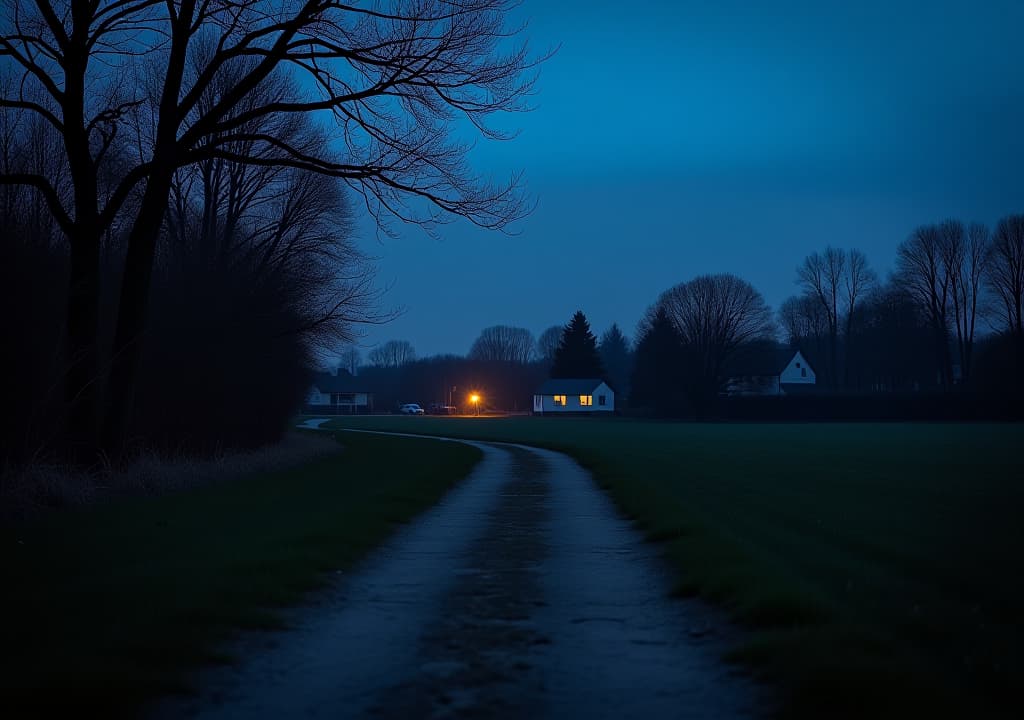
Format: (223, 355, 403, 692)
(470, 393, 480, 416)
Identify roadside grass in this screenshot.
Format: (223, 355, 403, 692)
(1, 431, 481, 718)
(325, 416, 1023, 720)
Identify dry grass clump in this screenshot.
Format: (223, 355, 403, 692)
(0, 431, 340, 525)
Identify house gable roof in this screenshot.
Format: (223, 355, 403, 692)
(725, 345, 813, 379)
(535, 378, 606, 395)
(310, 370, 367, 393)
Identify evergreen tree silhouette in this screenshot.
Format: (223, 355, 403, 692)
(551, 311, 605, 378)
(630, 307, 686, 416)
(599, 322, 632, 396)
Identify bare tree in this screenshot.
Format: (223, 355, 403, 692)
(779, 294, 830, 347)
(895, 224, 954, 388)
(368, 340, 416, 368)
(657, 274, 774, 412)
(940, 220, 990, 383)
(842, 249, 876, 381)
(468, 325, 535, 364)
(1, 0, 161, 453)
(536, 325, 563, 365)
(338, 346, 362, 376)
(1, 0, 543, 455)
(796, 247, 846, 388)
(987, 214, 1024, 339)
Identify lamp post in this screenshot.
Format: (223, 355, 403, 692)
(470, 393, 480, 416)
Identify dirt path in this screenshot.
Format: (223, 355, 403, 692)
(152, 430, 768, 719)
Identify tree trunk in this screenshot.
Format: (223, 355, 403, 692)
(101, 174, 173, 456)
(61, 35, 102, 462)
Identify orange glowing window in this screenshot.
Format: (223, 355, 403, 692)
(553, 394, 566, 406)
(580, 395, 593, 406)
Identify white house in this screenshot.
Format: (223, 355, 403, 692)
(306, 369, 374, 413)
(533, 378, 615, 414)
(724, 348, 816, 396)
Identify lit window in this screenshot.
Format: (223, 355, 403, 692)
(580, 395, 593, 406)
(553, 394, 566, 406)
(598, 395, 606, 406)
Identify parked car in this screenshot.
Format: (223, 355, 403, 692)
(399, 403, 425, 415)
(427, 403, 459, 415)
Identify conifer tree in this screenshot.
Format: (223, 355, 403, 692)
(630, 307, 686, 416)
(551, 311, 605, 378)
(599, 323, 633, 396)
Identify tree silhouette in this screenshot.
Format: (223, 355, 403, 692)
(795, 247, 875, 388)
(598, 323, 632, 397)
(895, 224, 955, 388)
(468, 325, 535, 364)
(368, 340, 416, 368)
(536, 325, 563, 365)
(630, 308, 685, 416)
(988, 214, 1024, 339)
(658, 274, 774, 415)
(1, 0, 543, 457)
(550, 311, 604, 379)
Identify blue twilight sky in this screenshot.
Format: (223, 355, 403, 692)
(351, 0, 1024, 359)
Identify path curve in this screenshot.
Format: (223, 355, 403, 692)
(152, 424, 769, 719)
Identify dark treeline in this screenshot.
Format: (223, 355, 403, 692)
(350, 317, 632, 412)
(1, 1, 537, 467)
(0, 112, 377, 460)
(630, 217, 1024, 419)
(347, 213, 1024, 421)
(360, 356, 547, 414)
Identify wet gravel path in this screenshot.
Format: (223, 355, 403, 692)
(152, 431, 768, 719)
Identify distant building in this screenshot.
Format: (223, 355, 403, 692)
(533, 378, 615, 414)
(306, 369, 374, 414)
(724, 347, 816, 396)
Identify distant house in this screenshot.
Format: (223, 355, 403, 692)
(724, 347, 816, 396)
(306, 369, 374, 414)
(533, 378, 615, 414)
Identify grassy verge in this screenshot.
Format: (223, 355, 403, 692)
(324, 416, 1022, 720)
(1, 431, 481, 718)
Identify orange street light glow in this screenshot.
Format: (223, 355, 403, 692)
(470, 393, 480, 404)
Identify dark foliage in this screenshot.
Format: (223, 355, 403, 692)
(550, 311, 605, 379)
(2, 0, 541, 459)
(845, 285, 939, 391)
(536, 325, 563, 366)
(973, 332, 1024, 394)
(598, 323, 633, 400)
(658, 274, 775, 417)
(132, 260, 314, 453)
(629, 308, 687, 417)
(468, 326, 535, 364)
(358, 356, 547, 413)
(0, 237, 68, 464)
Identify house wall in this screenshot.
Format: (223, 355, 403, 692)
(307, 387, 371, 408)
(780, 352, 816, 385)
(533, 383, 615, 413)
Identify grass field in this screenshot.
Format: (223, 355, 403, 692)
(324, 415, 1023, 720)
(1, 431, 481, 718)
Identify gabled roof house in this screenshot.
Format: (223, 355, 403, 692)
(533, 378, 614, 413)
(723, 347, 816, 396)
(306, 370, 374, 413)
